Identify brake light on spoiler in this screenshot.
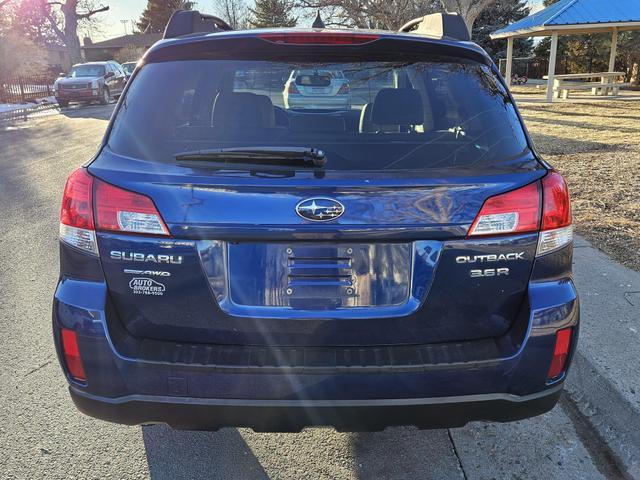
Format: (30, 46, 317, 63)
(59, 168, 170, 255)
(258, 32, 380, 45)
(468, 171, 572, 256)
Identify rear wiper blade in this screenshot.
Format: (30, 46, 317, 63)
(175, 146, 327, 167)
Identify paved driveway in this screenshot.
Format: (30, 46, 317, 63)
(0, 105, 620, 479)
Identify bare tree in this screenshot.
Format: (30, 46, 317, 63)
(439, 0, 498, 31)
(42, 0, 109, 64)
(296, 0, 441, 30)
(297, 0, 497, 31)
(211, 0, 250, 29)
(0, 0, 13, 9)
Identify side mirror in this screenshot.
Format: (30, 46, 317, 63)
(104, 71, 115, 79)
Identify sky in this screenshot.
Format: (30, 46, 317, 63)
(89, 0, 546, 40)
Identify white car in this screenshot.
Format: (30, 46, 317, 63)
(283, 69, 351, 110)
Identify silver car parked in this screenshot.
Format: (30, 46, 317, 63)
(283, 69, 351, 110)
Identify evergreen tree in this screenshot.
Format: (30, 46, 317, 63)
(137, 0, 194, 34)
(473, 0, 532, 59)
(249, 0, 297, 28)
(533, 0, 561, 60)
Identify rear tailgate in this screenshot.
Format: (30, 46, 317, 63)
(91, 156, 543, 346)
(92, 32, 542, 347)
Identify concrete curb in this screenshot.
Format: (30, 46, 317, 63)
(566, 353, 640, 478)
(564, 236, 640, 478)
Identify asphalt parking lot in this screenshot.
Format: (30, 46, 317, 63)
(0, 104, 630, 479)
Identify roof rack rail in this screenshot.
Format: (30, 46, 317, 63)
(399, 12, 470, 41)
(163, 10, 233, 39)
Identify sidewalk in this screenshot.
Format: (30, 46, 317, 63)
(567, 235, 640, 477)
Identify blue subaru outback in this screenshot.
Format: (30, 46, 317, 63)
(53, 11, 578, 431)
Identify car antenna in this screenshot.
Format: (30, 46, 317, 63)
(312, 10, 325, 29)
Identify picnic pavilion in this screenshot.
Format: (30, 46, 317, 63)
(490, 0, 640, 102)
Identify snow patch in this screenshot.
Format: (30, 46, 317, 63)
(0, 96, 58, 113)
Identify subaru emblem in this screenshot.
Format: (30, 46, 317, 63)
(296, 198, 344, 222)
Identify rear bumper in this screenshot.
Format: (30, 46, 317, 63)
(285, 94, 351, 109)
(53, 260, 579, 431)
(70, 385, 563, 432)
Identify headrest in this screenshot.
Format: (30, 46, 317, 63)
(371, 89, 424, 125)
(212, 92, 275, 128)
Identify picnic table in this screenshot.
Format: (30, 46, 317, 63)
(542, 72, 630, 99)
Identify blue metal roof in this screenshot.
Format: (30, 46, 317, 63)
(491, 0, 640, 38)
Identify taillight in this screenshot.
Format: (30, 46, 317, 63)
(94, 179, 169, 236)
(468, 182, 540, 237)
(537, 171, 573, 255)
(288, 82, 300, 94)
(59, 169, 170, 254)
(60, 168, 98, 255)
(61, 328, 86, 382)
(337, 83, 350, 94)
(541, 171, 571, 229)
(468, 172, 573, 256)
(258, 32, 379, 45)
(547, 328, 572, 379)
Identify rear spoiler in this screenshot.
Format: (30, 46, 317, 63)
(399, 13, 470, 41)
(163, 10, 233, 39)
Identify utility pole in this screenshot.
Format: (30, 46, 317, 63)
(121, 19, 129, 35)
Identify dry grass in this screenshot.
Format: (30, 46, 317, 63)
(517, 100, 640, 270)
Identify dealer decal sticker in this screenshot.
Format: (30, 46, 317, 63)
(129, 277, 166, 296)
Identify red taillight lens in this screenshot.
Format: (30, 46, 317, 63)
(288, 82, 300, 94)
(541, 171, 571, 230)
(337, 83, 350, 94)
(61, 168, 94, 230)
(61, 328, 86, 382)
(94, 179, 170, 236)
(537, 171, 573, 255)
(547, 328, 572, 379)
(468, 182, 540, 237)
(60, 168, 99, 254)
(258, 32, 379, 45)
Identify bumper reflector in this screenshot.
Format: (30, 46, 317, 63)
(61, 328, 86, 382)
(547, 328, 572, 379)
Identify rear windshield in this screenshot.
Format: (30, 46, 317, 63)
(108, 58, 531, 171)
(294, 71, 333, 87)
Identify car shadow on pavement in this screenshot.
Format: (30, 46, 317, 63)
(143, 425, 270, 480)
(143, 424, 461, 479)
